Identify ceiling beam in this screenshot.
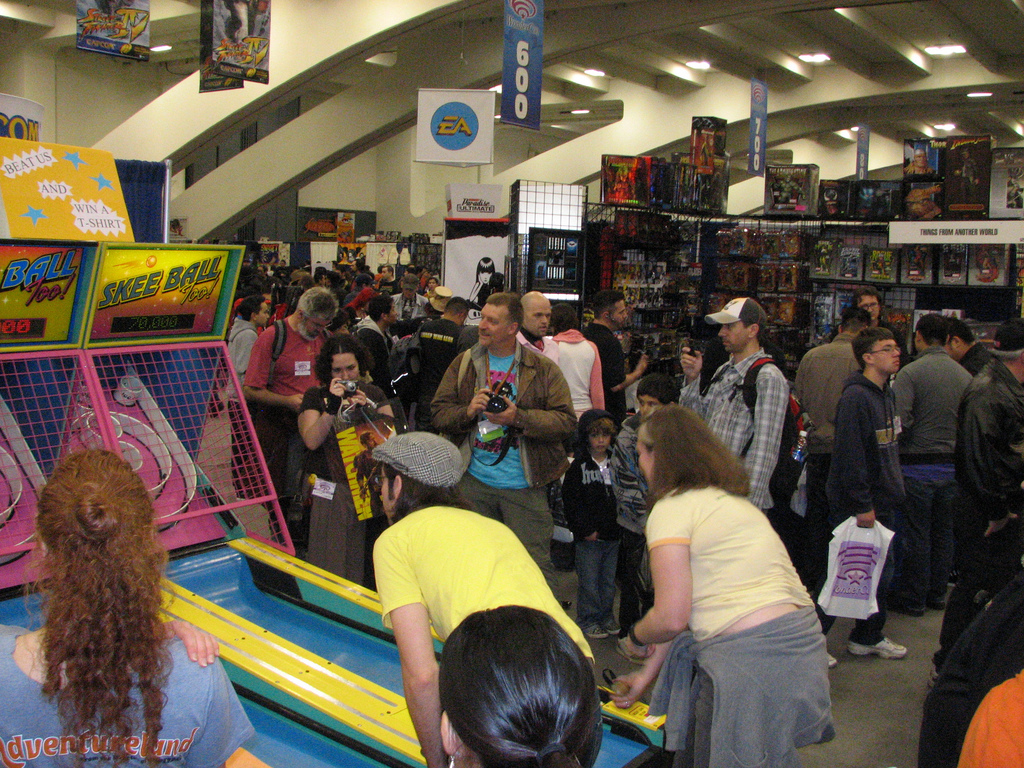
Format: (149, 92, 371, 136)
(762, 13, 875, 80)
(543, 64, 610, 94)
(599, 44, 707, 86)
(0, 1, 55, 27)
(833, 7, 930, 76)
(698, 22, 812, 81)
(932, 0, 1002, 74)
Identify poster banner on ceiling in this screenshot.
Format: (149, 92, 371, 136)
(76, 0, 150, 61)
(337, 212, 356, 243)
(416, 89, 495, 165)
(0, 95, 43, 141)
(0, 137, 134, 241)
(856, 125, 871, 181)
(201, 0, 269, 86)
(501, 0, 543, 130)
(748, 78, 768, 177)
(199, 2, 244, 92)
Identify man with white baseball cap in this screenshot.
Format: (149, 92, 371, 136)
(678, 297, 791, 516)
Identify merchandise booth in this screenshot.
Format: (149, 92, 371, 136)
(0, 138, 663, 768)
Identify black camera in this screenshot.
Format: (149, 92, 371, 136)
(485, 394, 508, 414)
(342, 380, 359, 394)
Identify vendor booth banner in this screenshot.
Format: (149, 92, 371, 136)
(748, 78, 767, 177)
(0, 95, 43, 142)
(416, 89, 495, 166)
(76, 0, 150, 61)
(0, 138, 134, 242)
(443, 219, 509, 309)
(501, 0, 543, 130)
(446, 184, 503, 219)
(201, 0, 270, 85)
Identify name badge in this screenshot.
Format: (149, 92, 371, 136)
(311, 477, 337, 500)
(478, 418, 503, 442)
(295, 360, 312, 376)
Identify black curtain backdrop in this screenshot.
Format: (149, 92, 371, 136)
(115, 159, 166, 243)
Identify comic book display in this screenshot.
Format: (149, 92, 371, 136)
(764, 164, 819, 216)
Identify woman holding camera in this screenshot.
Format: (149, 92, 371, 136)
(298, 334, 393, 584)
(611, 405, 833, 768)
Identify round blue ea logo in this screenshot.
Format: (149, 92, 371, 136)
(431, 101, 478, 151)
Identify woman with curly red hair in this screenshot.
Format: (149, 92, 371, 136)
(0, 450, 252, 767)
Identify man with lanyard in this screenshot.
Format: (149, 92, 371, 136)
(679, 297, 789, 516)
(432, 292, 576, 589)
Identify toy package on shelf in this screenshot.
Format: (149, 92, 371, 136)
(903, 181, 944, 220)
(939, 244, 968, 285)
(717, 262, 759, 292)
(767, 297, 810, 326)
(866, 248, 898, 283)
(717, 227, 764, 260)
(812, 293, 837, 344)
(811, 239, 842, 278)
(837, 245, 864, 280)
(764, 164, 820, 216)
(854, 181, 902, 220)
(691, 116, 728, 173)
(774, 263, 805, 292)
(990, 148, 1024, 220)
(944, 135, 992, 220)
(900, 245, 934, 284)
(903, 138, 945, 180)
(650, 157, 677, 210)
(758, 263, 777, 292)
(601, 155, 653, 206)
(819, 180, 852, 219)
(968, 244, 1010, 286)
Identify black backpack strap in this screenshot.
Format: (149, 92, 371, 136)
(268, 319, 287, 389)
(739, 357, 776, 412)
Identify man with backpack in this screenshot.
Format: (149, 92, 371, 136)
(410, 296, 469, 431)
(243, 286, 338, 509)
(679, 298, 792, 519)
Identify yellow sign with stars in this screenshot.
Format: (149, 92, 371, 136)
(0, 137, 134, 242)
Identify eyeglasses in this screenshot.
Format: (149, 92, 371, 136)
(867, 344, 899, 355)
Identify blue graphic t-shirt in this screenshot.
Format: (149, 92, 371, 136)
(468, 353, 527, 489)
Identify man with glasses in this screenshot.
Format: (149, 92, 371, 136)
(854, 285, 907, 360)
(243, 286, 338, 509)
(821, 326, 907, 660)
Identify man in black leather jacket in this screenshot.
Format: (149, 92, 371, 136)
(934, 318, 1024, 674)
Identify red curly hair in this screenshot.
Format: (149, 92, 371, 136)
(34, 449, 170, 766)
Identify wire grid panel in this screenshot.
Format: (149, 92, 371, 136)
(85, 343, 290, 550)
(0, 350, 106, 564)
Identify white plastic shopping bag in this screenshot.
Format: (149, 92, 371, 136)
(817, 517, 894, 620)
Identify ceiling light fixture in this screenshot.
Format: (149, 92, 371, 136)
(850, 126, 859, 132)
(686, 60, 711, 69)
(924, 44, 966, 56)
(967, 91, 992, 98)
(583, 68, 605, 77)
(150, 44, 172, 52)
(570, 109, 591, 115)
(933, 123, 956, 131)
(798, 53, 831, 63)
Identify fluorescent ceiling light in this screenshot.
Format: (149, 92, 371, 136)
(850, 126, 859, 131)
(967, 91, 992, 98)
(798, 53, 831, 63)
(925, 45, 966, 56)
(686, 60, 711, 69)
(150, 44, 172, 52)
(583, 68, 605, 77)
(933, 123, 956, 131)
(365, 51, 397, 67)
(570, 109, 591, 115)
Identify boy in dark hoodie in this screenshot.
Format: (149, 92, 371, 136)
(563, 409, 620, 639)
(824, 326, 907, 660)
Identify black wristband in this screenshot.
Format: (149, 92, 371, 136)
(628, 623, 646, 647)
(324, 392, 343, 415)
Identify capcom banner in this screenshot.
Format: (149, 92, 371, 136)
(76, 0, 150, 61)
(0, 138, 133, 242)
(201, 0, 271, 85)
(501, 0, 543, 130)
(415, 89, 495, 166)
(86, 244, 242, 344)
(0, 241, 97, 351)
(0, 95, 43, 142)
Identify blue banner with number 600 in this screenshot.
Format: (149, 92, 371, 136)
(748, 78, 768, 177)
(501, 0, 543, 130)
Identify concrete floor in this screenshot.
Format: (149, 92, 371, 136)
(554, 571, 941, 768)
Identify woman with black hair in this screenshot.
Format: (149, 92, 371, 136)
(298, 334, 393, 583)
(370, 432, 591, 768)
(439, 606, 601, 768)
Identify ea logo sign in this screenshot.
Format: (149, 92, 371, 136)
(431, 101, 478, 151)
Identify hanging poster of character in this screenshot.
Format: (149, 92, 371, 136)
(337, 414, 398, 521)
(76, 0, 150, 61)
(201, 0, 270, 85)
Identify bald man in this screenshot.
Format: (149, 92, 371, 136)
(517, 291, 559, 363)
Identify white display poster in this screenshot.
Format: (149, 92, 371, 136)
(416, 89, 495, 166)
(990, 148, 1024, 220)
(443, 229, 509, 309)
(310, 241, 337, 273)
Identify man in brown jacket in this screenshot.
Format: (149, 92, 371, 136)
(432, 292, 576, 587)
(793, 305, 871, 590)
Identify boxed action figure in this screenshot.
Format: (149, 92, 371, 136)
(866, 248, 898, 283)
(944, 135, 992, 220)
(764, 164, 820, 216)
(601, 155, 653, 207)
(903, 181, 943, 220)
(968, 244, 1010, 286)
(854, 180, 902, 220)
(903, 138, 945, 180)
(811, 239, 842, 278)
(900, 245, 934, 284)
(989, 148, 1024, 219)
(939, 244, 968, 285)
(819, 179, 852, 219)
(691, 116, 728, 174)
(837, 245, 864, 280)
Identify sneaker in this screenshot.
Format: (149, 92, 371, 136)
(826, 653, 838, 669)
(603, 620, 621, 635)
(847, 637, 907, 659)
(583, 625, 609, 640)
(615, 636, 646, 665)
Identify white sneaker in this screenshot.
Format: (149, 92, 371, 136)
(826, 653, 838, 669)
(583, 625, 609, 640)
(847, 637, 907, 659)
(615, 637, 646, 665)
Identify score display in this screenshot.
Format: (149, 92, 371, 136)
(0, 318, 47, 340)
(109, 314, 196, 335)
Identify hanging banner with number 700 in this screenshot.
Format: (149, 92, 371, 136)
(748, 78, 768, 177)
(501, 0, 543, 130)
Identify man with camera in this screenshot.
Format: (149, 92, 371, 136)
(431, 292, 577, 588)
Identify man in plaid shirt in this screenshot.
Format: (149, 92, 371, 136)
(678, 298, 789, 513)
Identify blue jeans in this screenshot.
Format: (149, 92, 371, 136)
(576, 539, 619, 629)
(891, 470, 958, 611)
